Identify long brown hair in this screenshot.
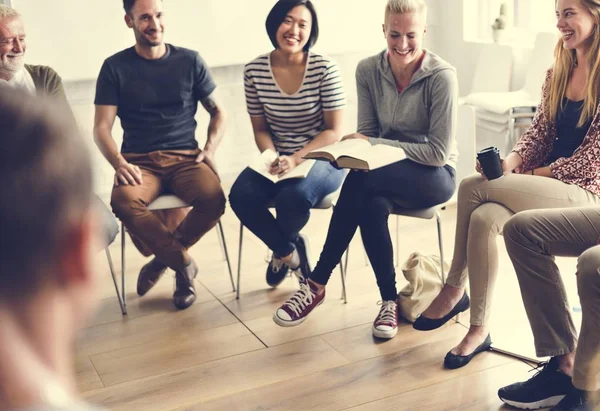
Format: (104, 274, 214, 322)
(548, 0, 600, 126)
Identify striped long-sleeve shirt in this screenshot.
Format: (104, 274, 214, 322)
(244, 52, 347, 154)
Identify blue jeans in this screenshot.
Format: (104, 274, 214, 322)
(229, 161, 345, 257)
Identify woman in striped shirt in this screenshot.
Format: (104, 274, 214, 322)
(229, 0, 346, 289)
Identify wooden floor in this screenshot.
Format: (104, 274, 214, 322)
(78, 197, 559, 411)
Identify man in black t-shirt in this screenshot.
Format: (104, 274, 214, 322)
(93, 0, 227, 310)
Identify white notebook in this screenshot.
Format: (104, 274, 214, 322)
(249, 149, 316, 183)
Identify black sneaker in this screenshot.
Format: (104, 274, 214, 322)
(266, 254, 289, 287)
(292, 233, 313, 284)
(498, 357, 574, 409)
(550, 388, 597, 411)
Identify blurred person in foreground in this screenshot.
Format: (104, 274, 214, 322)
(0, 88, 103, 410)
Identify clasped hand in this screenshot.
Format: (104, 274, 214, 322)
(269, 155, 298, 177)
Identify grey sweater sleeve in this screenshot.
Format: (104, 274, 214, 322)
(369, 69, 458, 167)
(356, 61, 380, 138)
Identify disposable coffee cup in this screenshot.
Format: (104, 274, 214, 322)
(477, 147, 503, 180)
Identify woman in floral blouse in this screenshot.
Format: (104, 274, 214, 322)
(414, 0, 600, 371)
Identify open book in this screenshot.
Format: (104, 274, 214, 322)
(303, 139, 406, 170)
(249, 149, 315, 183)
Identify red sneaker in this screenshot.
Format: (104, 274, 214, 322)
(372, 300, 398, 339)
(273, 281, 325, 327)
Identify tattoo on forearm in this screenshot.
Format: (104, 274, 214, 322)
(201, 95, 219, 116)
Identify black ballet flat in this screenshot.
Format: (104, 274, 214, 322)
(413, 292, 470, 331)
(443, 334, 492, 369)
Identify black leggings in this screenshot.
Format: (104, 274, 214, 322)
(309, 160, 456, 301)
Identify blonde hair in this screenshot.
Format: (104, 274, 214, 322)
(0, 5, 19, 19)
(548, 0, 600, 126)
(385, 0, 428, 21)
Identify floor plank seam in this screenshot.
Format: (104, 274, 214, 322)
(336, 359, 521, 411)
(199, 278, 269, 349)
(316, 336, 354, 364)
(179, 336, 510, 410)
(87, 356, 107, 391)
(86, 343, 269, 392)
(79, 300, 236, 358)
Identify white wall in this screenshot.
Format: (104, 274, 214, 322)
(14, 0, 391, 81)
(426, 0, 544, 95)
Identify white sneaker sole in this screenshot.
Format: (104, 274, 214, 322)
(372, 325, 398, 339)
(500, 395, 565, 410)
(272, 298, 324, 327)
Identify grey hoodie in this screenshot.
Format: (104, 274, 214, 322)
(357, 49, 459, 169)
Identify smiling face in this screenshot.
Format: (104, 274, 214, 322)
(0, 16, 26, 79)
(556, 0, 597, 52)
(275, 5, 312, 54)
(383, 11, 426, 68)
(126, 0, 165, 48)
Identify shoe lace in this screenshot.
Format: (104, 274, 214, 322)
(375, 300, 397, 324)
(527, 360, 553, 380)
(291, 266, 306, 283)
(283, 282, 315, 316)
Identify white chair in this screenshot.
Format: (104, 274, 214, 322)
(236, 190, 348, 302)
(114, 194, 235, 315)
(462, 32, 557, 153)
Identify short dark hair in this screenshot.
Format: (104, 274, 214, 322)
(0, 88, 92, 300)
(265, 0, 319, 52)
(123, 0, 136, 14)
(123, 0, 163, 14)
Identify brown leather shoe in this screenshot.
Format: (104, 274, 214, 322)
(137, 258, 168, 296)
(173, 259, 198, 310)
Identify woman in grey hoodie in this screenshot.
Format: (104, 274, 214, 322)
(273, 0, 458, 339)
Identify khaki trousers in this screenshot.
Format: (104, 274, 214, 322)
(111, 149, 225, 271)
(503, 207, 600, 391)
(446, 173, 599, 326)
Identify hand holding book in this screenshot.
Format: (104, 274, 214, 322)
(269, 154, 298, 177)
(303, 136, 406, 171)
(250, 149, 316, 183)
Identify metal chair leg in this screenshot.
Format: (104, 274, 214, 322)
(106, 247, 126, 315)
(344, 247, 349, 274)
(236, 223, 244, 300)
(216, 221, 226, 261)
(217, 221, 235, 292)
(121, 222, 127, 311)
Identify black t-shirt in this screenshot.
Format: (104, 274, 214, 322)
(547, 98, 592, 164)
(94, 44, 216, 153)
